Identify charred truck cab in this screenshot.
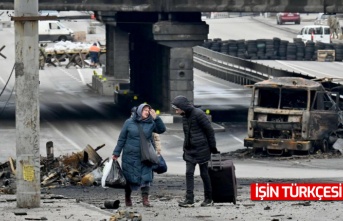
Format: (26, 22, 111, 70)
(244, 77, 343, 155)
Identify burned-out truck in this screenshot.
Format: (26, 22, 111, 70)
(244, 77, 343, 155)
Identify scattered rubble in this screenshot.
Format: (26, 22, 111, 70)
(0, 141, 108, 194)
(109, 210, 142, 221)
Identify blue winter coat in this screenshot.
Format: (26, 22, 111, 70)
(113, 115, 166, 185)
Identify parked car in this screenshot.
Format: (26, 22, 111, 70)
(276, 12, 301, 25)
(296, 25, 331, 43)
(39, 20, 74, 42)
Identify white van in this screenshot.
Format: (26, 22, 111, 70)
(39, 20, 74, 42)
(296, 25, 331, 43)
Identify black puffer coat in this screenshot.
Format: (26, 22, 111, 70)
(172, 96, 216, 164)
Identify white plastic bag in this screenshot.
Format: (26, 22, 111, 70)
(101, 158, 112, 188)
(101, 158, 126, 188)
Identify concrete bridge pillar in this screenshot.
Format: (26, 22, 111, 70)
(167, 47, 194, 112)
(129, 43, 194, 113)
(93, 25, 130, 95)
(105, 25, 129, 79)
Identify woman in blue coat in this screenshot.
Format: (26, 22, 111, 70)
(112, 103, 166, 207)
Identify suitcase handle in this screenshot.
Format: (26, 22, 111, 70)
(209, 153, 223, 170)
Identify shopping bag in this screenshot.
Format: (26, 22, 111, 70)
(141, 139, 159, 165)
(152, 154, 168, 174)
(102, 158, 126, 188)
(136, 123, 159, 165)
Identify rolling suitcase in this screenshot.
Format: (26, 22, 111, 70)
(208, 154, 237, 204)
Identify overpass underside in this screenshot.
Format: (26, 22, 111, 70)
(2, 1, 343, 13)
(97, 12, 208, 112)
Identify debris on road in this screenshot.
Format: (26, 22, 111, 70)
(0, 141, 107, 194)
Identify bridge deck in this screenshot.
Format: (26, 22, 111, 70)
(0, 0, 342, 13)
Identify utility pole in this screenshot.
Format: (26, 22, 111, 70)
(14, 0, 40, 208)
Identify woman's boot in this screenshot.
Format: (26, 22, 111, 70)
(125, 185, 132, 206)
(125, 194, 132, 207)
(141, 186, 151, 207)
(142, 194, 151, 207)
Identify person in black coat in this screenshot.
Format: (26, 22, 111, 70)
(171, 95, 219, 207)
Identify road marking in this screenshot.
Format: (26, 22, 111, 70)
(46, 121, 83, 151)
(77, 68, 86, 84)
(275, 61, 315, 77)
(231, 134, 244, 144)
(275, 60, 339, 78)
(58, 67, 83, 83)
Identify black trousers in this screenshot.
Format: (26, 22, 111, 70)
(185, 161, 212, 199)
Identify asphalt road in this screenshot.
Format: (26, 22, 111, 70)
(0, 13, 343, 181)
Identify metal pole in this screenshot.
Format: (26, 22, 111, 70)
(14, 0, 40, 208)
(46, 141, 54, 172)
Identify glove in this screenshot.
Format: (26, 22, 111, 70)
(211, 147, 220, 154)
(112, 155, 119, 160)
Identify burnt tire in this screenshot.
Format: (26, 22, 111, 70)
(321, 139, 329, 153)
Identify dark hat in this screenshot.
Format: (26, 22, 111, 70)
(93, 42, 97, 46)
(171, 95, 191, 111)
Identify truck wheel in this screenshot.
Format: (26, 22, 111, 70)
(308, 144, 315, 154)
(58, 36, 67, 42)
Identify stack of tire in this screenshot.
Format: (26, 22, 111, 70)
(286, 42, 297, 60)
(202, 38, 343, 62)
(227, 40, 238, 57)
(210, 38, 222, 52)
(265, 39, 275, 59)
(334, 44, 343, 61)
(202, 39, 212, 49)
(294, 38, 305, 61)
(278, 40, 288, 60)
(256, 39, 266, 59)
(304, 41, 315, 61)
(220, 41, 229, 55)
(246, 40, 258, 59)
(236, 39, 246, 59)
(273, 37, 281, 60)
